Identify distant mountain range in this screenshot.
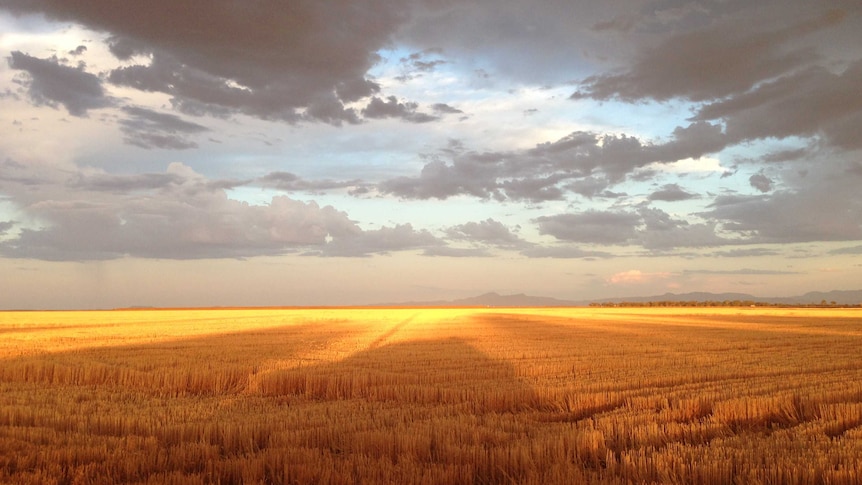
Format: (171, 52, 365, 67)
(384, 289, 862, 307)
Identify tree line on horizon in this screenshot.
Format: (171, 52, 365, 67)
(588, 300, 860, 308)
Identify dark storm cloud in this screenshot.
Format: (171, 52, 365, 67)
(648, 184, 698, 202)
(118, 106, 209, 150)
(7, 51, 111, 116)
(573, 9, 847, 103)
(1, 0, 411, 124)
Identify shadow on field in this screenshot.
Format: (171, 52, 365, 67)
(0, 312, 549, 412)
(0, 321, 359, 396)
(255, 334, 551, 412)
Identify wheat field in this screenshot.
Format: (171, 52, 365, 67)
(1, 307, 860, 484)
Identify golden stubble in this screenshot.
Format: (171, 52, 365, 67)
(1, 307, 860, 484)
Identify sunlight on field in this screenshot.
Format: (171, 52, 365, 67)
(1, 307, 861, 484)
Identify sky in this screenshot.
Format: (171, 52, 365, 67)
(1, 0, 861, 309)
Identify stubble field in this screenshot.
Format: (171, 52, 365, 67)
(1, 307, 861, 484)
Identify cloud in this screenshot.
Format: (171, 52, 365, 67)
(7, 51, 111, 116)
(259, 172, 365, 193)
(316, 223, 443, 257)
(648, 184, 698, 202)
(534, 206, 729, 250)
(0, 163, 450, 260)
(749, 173, 773, 193)
(118, 106, 209, 150)
(535, 211, 641, 245)
(830, 245, 862, 255)
(3, 0, 411, 124)
(573, 9, 846, 103)
(395, 49, 448, 82)
(431, 103, 463, 115)
(708, 248, 781, 258)
(702, 187, 862, 244)
(519, 245, 612, 259)
(444, 218, 526, 249)
(0, 220, 14, 236)
(379, 156, 502, 200)
(693, 60, 862, 151)
(423, 246, 492, 258)
(361, 96, 438, 123)
(380, 124, 727, 202)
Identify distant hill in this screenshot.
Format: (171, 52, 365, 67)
(381, 289, 862, 307)
(378, 292, 578, 307)
(592, 289, 862, 306)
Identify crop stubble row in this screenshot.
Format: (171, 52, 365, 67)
(0, 307, 860, 484)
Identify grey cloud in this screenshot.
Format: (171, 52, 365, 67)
(567, 176, 624, 199)
(702, 187, 862, 244)
(762, 148, 810, 163)
(317, 223, 443, 257)
(8, 51, 110, 116)
(380, 124, 725, 202)
(379, 157, 501, 200)
(574, 9, 846, 103)
(0, 193, 359, 261)
(0, 220, 14, 236)
(68, 45, 87, 56)
(259, 172, 366, 193)
(709, 248, 781, 258)
(431, 103, 463, 114)
(519, 246, 613, 259)
(749, 173, 773, 193)
(423, 247, 492, 258)
(694, 60, 862, 151)
(1, 162, 452, 261)
(648, 184, 698, 202)
(534, 206, 730, 250)
(535, 211, 641, 245)
(396, 49, 448, 82)
(444, 218, 526, 248)
(118, 106, 209, 150)
(830, 245, 862, 255)
(361, 96, 438, 123)
(4, 0, 408, 124)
